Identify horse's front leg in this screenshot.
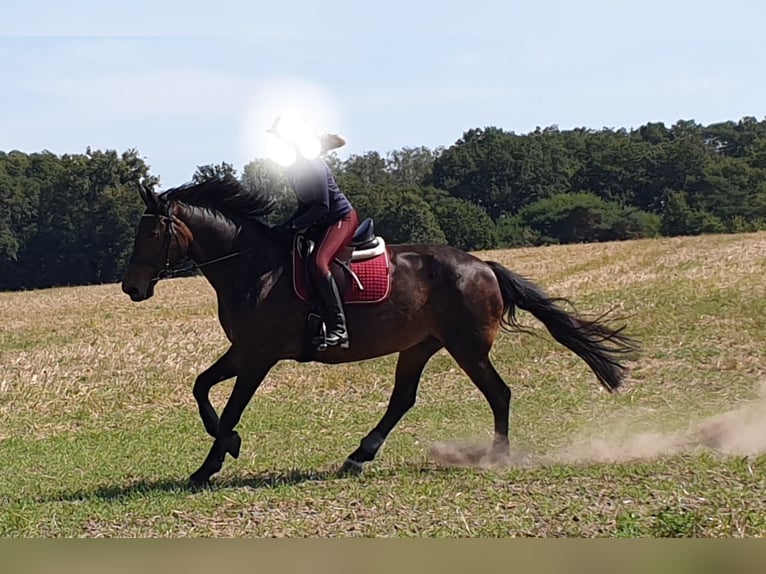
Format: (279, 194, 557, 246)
(193, 346, 239, 438)
(189, 357, 276, 488)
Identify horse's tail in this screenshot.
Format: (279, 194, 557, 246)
(485, 261, 639, 393)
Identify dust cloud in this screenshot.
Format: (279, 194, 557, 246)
(428, 382, 766, 469)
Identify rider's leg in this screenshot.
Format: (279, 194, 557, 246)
(311, 209, 359, 348)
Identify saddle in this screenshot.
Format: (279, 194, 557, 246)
(292, 218, 392, 304)
(348, 217, 382, 253)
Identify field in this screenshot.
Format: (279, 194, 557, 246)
(1, 232, 766, 537)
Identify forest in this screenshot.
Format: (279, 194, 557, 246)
(1, 117, 765, 291)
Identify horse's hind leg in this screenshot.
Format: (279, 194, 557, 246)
(340, 338, 443, 475)
(446, 345, 512, 458)
(193, 346, 239, 438)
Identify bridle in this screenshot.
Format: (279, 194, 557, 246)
(128, 202, 254, 281)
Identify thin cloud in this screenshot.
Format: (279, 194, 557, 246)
(22, 68, 252, 120)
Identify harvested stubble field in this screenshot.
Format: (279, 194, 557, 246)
(1, 232, 766, 537)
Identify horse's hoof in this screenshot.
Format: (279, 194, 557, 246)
(189, 471, 211, 490)
(338, 458, 364, 477)
(490, 441, 511, 464)
(224, 432, 241, 459)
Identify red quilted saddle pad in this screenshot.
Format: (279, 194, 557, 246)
(293, 249, 392, 304)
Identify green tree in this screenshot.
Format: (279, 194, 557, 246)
(2, 148, 153, 290)
(433, 196, 497, 251)
(660, 190, 725, 236)
(635, 121, 670, 145)
(193, 161, 237, 183)
(519, 193, 658, 245)
(432, 126, 581, 219)
(388, 146, 442, 187)
(431, 127, 525, 218)
(690, 155, 766, 226)
(342, 152, 392, 188)
(376, 191, 446, 245)
(495, 214, 538, 247)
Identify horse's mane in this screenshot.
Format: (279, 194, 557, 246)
(160, 176, 275, 220)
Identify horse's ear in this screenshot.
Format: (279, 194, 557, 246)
(138, 182, 160, 211)
(137, 182, 148, 204)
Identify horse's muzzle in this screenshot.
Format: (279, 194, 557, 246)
(121, 278, 156, 302)
(123, 285, 144, 302)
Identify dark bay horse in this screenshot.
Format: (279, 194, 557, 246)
(121, 177, 638, 487)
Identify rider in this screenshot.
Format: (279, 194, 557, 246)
(268, 115, 359, 349)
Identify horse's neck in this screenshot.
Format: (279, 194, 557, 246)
(176, 205, 282, 299)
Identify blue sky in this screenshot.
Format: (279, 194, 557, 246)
(1, 0, 763, 187)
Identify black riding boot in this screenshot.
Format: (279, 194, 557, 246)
(315, 273, 349, 349)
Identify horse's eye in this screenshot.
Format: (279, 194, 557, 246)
(144, 224, 161, 240)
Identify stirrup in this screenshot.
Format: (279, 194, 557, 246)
(325, 331, 349, 349)
(312, 322, 328, 351)
(312, 326, 349, 351)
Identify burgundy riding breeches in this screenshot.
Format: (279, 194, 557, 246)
(311, 209, 360, 279)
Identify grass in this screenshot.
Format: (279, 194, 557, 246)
(1, 232, 766, 537)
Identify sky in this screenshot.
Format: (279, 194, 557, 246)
(1, 0, 764, 188)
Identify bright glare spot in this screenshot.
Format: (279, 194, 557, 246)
(266, 136, 297, 167)
(299, 134, 321, 159)
(269, 112, 322, 161)
(273, 114, 321, 159)
(273, 113, 309, 145)
(240, 77, 343, 164)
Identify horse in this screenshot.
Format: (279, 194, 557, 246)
(121, 177, 638, 487)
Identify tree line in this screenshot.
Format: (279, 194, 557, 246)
(1, 117, 765, 291)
